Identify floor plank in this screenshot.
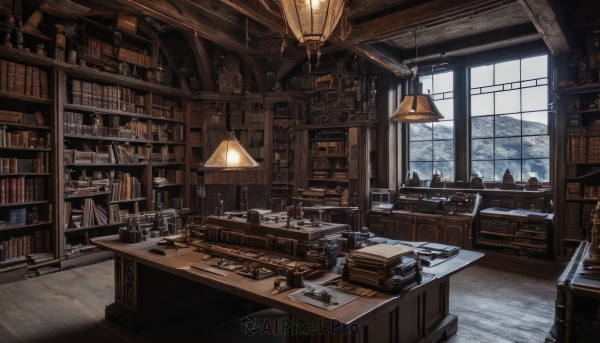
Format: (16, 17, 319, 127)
(0, 250, 565, 343)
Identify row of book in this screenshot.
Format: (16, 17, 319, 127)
(71, 79, 119, 110)
(0, 110, 47, 126)
(151, 189, 183, 211)
(1, 207, 47, 226)
(0, 153, 49, 173)
(0, 60, 49, 98)
(204, 171, 266, 185)
(111, 173, 142, 201)
(0, 177, 45, 204)
(64, 199, 109, 229)
(565, 182, 600, 199)
(0, 230, 51, 262)
(0, 129, 50, 149)
(567, 136, 600, 162)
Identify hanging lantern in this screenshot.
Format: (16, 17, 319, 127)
(280, 0, 347, 60)
(204, 132, 259, 171)
(392, 65, 445, 123)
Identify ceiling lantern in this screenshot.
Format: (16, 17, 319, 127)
(204, 132, 259, 171)
(392, 65, 445, 123)
(280, 0, 347, 59)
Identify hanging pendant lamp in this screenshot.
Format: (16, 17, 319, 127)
(392, 32, 444, 123)
(204, 132, 259, 171)
(279, 0, 347, 64)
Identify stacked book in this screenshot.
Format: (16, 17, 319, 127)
(0, 60, 48, 98)
(349, 244, 422, 293)
(0, 230, 51, 262)
(567, 136, 600, 162)
(0, 177, 45, 204)
(71, 79, 118, 110)
(0, 154, 49, 173)
(0, 110, 46, 126)
(112, 173, 141, 201)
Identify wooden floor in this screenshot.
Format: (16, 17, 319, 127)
(0, 249, 564, 343)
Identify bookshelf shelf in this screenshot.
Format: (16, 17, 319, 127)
(63, 104, 186, 124)
(306, 178, 350, 182)
(0, 173, 51, 177)
(152, 183, 185, 188)
(64, 191, 112, 199)
(64, 223, 122, 233)
(0, 147, 51, 152)
(0, 200, 49, 208)
(0, 90, 54, 104)
(110, 197, 146, 204)
(151, 163, 186, 166)
(63, 134, 185, 145)
(564, 198, 600, 202)
(0, 122, 51, 130)
(66, 163, 148, 167)
(0, 221, 52, 232)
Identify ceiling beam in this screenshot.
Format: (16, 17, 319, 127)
(178, 29, 214, 92)
(111, 0, 262, 55)
(333, 39, 412, 77)
(348, 0, 512, 44)
(517, 0, 571, 55)
(219, 0, 284, 34)
(401, 23, 541, 63)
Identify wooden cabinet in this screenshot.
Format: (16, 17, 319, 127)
(369, 210, 474, 249)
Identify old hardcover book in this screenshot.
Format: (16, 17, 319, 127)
(580, 136, 588, 162)
(81, 82, 91, 107)
(0, 59, 5, 92)
(72, 79, 82, 105)
(24, 66, 32, 96)
(14, 63, 25, 94)
(91, 83, 98, 108)
(7, 61, 15, 93)
(40, 71, 48, 98)
(31, 67, 40, 97)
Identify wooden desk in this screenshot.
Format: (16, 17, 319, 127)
(548, 241, 600, 343)
(92, 235, 483, 342)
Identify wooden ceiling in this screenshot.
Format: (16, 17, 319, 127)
(80, 0, 573, 80)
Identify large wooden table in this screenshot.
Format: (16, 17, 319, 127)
(92, 235, 483, 343)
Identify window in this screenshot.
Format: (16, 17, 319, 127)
(470, 55, 549, 182)
(408, 71, 454, 181)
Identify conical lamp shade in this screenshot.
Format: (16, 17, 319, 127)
(204, 132, 259, 171)
(392, 94, 445, 123)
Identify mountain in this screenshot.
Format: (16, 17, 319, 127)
(408, 116, 549, 181)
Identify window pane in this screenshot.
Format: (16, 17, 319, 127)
(471, 93, 494, 116)
(522, 136, 550, 158)
(434, 72, 453, 94)
(471, 161, 493, 181)
(410, 162, 432, 180)
(472, 139, 494, 160)
(495, 160, 521, 182)
(495, 60, 520, 85)
(409, 141, 432, 161)
(433, 121, 454, 140)
(409, 123, 432, 141)
(421, 75, 432, 95)
(471, 65, 493, 88)
(522, 111, 548, 135)
(495, 137, 521, 159)
(435, 99, 454, 120)
(495, 90, 520, 114)
(523, 159, 550, 182)
(434, 140, 454, 161)
(433, 162, 454, 181)
(522, 86, 548, 112)
(496, 114, 521, 137)
(521, 55, 547, 80)
(472, 116, 494, 138)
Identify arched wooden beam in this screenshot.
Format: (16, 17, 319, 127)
(137, 18, 189, 91)
(241, 54, 268, 92)
(178, 29, 214, 92)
